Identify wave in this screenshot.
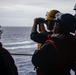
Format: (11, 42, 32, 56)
(3, 41, 34, 45)
(3, 40, 37, 50)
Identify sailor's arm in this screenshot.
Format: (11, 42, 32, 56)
(31, 18, 39, 33)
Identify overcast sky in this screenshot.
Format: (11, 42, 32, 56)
(0, 0, 76, 27)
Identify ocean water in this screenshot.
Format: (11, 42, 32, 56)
(1, 27, 37, 75)
(1, 27, 75, 75)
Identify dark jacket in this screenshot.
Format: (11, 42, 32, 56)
(30, 31, 53, 44)
(32, 34, 76, 75)
(0, 42, 18, 75)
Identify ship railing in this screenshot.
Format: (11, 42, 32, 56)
(11, 53, 33, 56)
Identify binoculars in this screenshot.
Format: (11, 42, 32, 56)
(37, 18, 47, 24)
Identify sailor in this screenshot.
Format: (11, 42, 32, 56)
(31, 9, 62, 75)
(0, 26, 18, 75)
(32, 13, 76, 75)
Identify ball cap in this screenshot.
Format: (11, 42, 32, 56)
(56, 13, 76, 33)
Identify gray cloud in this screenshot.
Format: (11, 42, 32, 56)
(0, 0, 75, 26)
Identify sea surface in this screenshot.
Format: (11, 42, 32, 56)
(1, 26, 75, 75)
(1, 27, 37, 75)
